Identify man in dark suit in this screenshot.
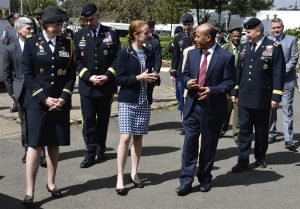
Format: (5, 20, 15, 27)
(2, 12, 21, 113)
(231, 18, 285, 173)
(2, 17, 46, 167)
(170, 13, 194, 135)
(175, 23, 235, 196)
(74, 3, 120, 168)
(268, 18, 298, 151)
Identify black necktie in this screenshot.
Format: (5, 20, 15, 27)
(93, 30, 97, 39)
(251, 43, 256, 55)
(48, 40, 53, 46)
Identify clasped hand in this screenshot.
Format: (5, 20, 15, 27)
(137, 69, 159, 83)
(44, 97, 65, 111)
(89, 75, 108, 86)
(187, 79, 210, 100)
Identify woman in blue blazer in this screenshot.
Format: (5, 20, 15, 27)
(115, 20, 160, 195)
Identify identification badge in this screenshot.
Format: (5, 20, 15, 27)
(79, 41, 86, 47)
(59, 51, 69, 58)
(37, 52, 47, 56)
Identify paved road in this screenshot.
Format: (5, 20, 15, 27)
(1, 93, 300, 209)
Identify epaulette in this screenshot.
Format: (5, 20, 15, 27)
(274, 42, 280, 47)
(221, 42, 230, 48)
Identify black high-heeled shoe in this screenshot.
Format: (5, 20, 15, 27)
(129, 176, 144, 188)
(23, 194, 34, 205)
(116, 187, 127, 196)
(46, 185, 62, 198)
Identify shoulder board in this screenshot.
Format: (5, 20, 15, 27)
(274, 42, 280, 47)
(221, 43, 230, 48)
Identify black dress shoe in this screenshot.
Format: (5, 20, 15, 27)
(46, 185, 62, 198)
(231, 164, 248, 173)
(175, 185, 192, 196)
(10, 102, 18, 113)
(268, 137, 276, 144)
(255, 159, 267, 168)
(22, 153, 27, 163)
(129, 176, 144, 188)
(199, 182, 211, 192)
(285, 142, 297, 151)
(179, 129, 185, 135)
(80, 158, 95, 168)
(97, 152, 106, 161)
(116, 188, 127, 196)
(23, 195, 33, 205)
(40, 157, 47, 167)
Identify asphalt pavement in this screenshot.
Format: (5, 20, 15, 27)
(0, 74, 300, 209)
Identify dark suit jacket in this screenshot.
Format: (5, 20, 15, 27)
(22, 33, 76, 110)
(3, 41, 25, 103)
(232, 37, 285, 109)
(74, 25, 120, 97)
(116, 45, 156, 105)
(182, 45, 236, 122)
(2, 27, 18, 45)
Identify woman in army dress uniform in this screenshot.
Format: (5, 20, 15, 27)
(115, 20, 160, 195)
(21, 6, 76, 204)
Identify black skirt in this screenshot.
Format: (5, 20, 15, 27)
(26, 109, 70, 146)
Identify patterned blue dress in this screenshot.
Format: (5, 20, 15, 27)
(118, 49, 151, 135)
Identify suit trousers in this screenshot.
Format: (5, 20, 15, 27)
(180, 103, 220, 186)
(269, 88, 294, 142)
(237, 106, 270, 164)
(80, 94, 113, 159)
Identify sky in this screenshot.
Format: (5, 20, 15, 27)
(274, 0, 299, 9)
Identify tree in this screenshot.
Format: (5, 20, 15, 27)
(190, 0, 228, 25)
(153, 0, 191, 24)
(228, 0, 274, 18)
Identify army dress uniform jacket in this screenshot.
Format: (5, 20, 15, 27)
(170, 31, 193, 78)
(74, 25, 120, 98)
(22, 33, 76, 110)
(231, 36, 285, 109)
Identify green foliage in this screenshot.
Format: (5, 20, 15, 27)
(228, 0, 274, 18)
(153, 0, 191, 24)
(285, 28, 300, 39)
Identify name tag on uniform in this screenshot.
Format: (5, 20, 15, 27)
(59, 51, 69, 58)
(37, 52, 47, 56)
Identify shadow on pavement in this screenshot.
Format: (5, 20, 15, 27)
(213, 169, 284, 188)
(0, 193, 45, 209)
(267, 151, 300, 164)
(149, 121, 181, 131)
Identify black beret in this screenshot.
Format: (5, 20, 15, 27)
(148, 20, 156, 28)
(33, 8, 43, 15)
(228, 26, 242, 33)
(174, 26, 183, 34)
(41, 6, 67, 23)
(182, 13, 194, 24)
(81, 3, 97, 17)
(243, 18, 262, 30)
